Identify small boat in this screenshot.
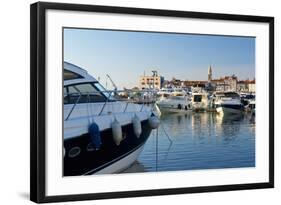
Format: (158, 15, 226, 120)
(63, 62, 160, 176)
(214, 92, 244, 115)
(191, 92, 209, 112)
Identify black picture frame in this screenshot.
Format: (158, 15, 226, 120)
(30, 2, 274, 203)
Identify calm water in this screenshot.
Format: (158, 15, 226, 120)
(123, 112, 255, 173)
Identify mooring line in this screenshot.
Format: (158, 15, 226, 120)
(156, 128, 158, 172)
(160, 123, 173, 144)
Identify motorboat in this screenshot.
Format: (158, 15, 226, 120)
(156, 94, 192, 113)
(191, 92, 209, 112)
(245, 99, 255, 116)
(214, 92, 244, 115)
(157, 88, 173, 99)
(63, 62, 160, 176)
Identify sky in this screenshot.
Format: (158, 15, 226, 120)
(64, 28, 255, 89)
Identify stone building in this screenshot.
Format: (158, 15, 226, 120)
(139, 71, 163, 90)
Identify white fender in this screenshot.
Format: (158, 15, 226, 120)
(132, 115, 142, 138)
(148, 116, 160, 129)
(153, 103, 162, 117)
(111, 118, 122, 146)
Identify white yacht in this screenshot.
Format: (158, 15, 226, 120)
(157, 88, 173, 98)
(191, 92, 209, 112)
(214, 92, 244, 115)
(63, 62, 159, 176)
(156, 94, 192, 113)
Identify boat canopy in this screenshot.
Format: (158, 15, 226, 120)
(64, 62, 98, 85)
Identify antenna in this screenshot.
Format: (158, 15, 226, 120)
(152, 70, 158, 77)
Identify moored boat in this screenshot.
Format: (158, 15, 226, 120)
(191, 92, 209, 112)
(63, 62, 160, 176)
(156, 94, 192, 113)
(214, 91, 244, 115)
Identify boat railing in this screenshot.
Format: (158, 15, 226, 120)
(64, 89, 158, 121)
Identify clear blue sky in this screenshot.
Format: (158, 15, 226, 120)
(64, 28, 255, 89)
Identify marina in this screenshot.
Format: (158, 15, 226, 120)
(63, 29, 256, 176)
(63, 62, 256, 176)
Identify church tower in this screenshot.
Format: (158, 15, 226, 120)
(208, 65, 212, 82)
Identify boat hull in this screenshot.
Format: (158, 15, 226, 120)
(216, 104, 244, 115)
(94, 143, 145, 174)
(192, 103, 208, 112)
(64, 119, 152, 176)
(157, 106, 192, 114)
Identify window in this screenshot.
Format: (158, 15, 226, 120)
(193, 95, 202, 102)
(64, 69, 83, 80)
(64, 83, 107, 104)
(64, 87, 67, 97)
(94, 82, 114, 99)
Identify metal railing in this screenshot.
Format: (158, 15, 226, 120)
(64, 89, 158, 121)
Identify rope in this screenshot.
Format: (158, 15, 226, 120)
(156, 128, 158, 172)
(161, 123, 173, 144)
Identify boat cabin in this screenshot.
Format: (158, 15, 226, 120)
(64, 62, 113, 104)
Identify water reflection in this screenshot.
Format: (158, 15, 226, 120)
(214, 114, 243, 143)
(123, 112, 255, 173)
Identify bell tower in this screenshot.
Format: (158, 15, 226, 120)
(208, 65, 212, 82)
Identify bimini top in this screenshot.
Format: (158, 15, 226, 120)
(64, 62, 98, 86)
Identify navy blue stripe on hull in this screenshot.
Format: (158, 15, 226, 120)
(63, 120, 152, 176)
(85, 139, 146, 175)
(220, 104, 244, 110)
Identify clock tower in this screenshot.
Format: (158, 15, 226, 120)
(208, 65, 212, 82)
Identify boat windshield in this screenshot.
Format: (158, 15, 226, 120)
(215, 92, 240, 99)
(94, 82, 115, 100)
(224, 92, 240, 98)
(169, 96, 185, 100)
(64, 82, 115, 104)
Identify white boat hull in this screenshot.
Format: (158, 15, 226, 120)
(216, 106, 243, 115)
(192, 103, 208, 112)
(156, 97, 192, 114)
(92, 143, 145, 175)
(157, 106, 192, 114)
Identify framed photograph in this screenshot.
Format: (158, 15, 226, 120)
(30, 2, 274, 203)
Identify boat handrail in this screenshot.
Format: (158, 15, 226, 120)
(64, 89, 158, 121)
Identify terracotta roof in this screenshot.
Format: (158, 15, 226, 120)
(238, 79, 255, 84)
